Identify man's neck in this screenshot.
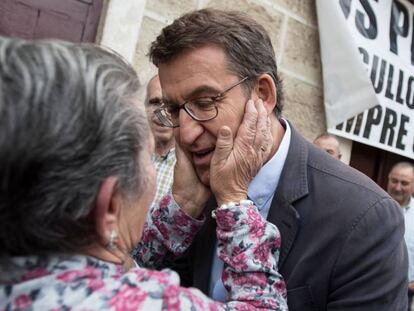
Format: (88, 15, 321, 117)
(400, 197, 412, 208)
(155, 139, 175, 157)
(266, 117, 285, 164)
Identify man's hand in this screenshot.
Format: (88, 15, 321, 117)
(210, 99, 273, 206)
(172, 143, 211, 219)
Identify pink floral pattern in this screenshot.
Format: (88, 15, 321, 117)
(131, 192, 204, 268)
(0, 194, 287, 310)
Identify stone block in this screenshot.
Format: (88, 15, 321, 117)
(206, 0, 285, 57)
(133, 16, 164, 92)
(146, 0, 196, 22)
(281, 73, 325, 140)
(273, 0, 317, 26)
(281, 18, 322, 85)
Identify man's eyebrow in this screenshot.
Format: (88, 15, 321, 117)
(184, 85, 221, 100)
(163, 85, 221, 105)
(148, 97, 162, 104)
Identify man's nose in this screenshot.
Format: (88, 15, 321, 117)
(178, 110, 203, 146)
(394, 182, 403, 191)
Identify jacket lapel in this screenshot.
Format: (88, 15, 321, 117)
(267, 123, 309, 268)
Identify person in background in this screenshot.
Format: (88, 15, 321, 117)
(313, 132, 342, 160)
(387, 162, 414, 311)
(0, 37, 288, 310)
(145, 75, 176, 207)
(148, 8, 408, 310)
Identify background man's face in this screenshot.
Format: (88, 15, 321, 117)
(158, 45, 249, 185)
(387, 166, 414, 206)
(145, 76, 174, 145)
(314, 136, 341, 160)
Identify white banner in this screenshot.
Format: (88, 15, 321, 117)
(317, 0, 414, 159)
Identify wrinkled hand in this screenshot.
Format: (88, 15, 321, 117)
(172, 143, 211, 219)
(210, 99, 273, 206)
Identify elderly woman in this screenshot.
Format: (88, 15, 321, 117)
(0, 37, 287, 310)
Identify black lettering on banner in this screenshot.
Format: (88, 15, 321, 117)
(380, 108, 397, 146)
(412, 13, 414, 65)
(396, 114, 409, 150)
(396, 70, 405, 104)
(356, 0, 378, 39)
(359, 47, 369, 64)
(345, 118, 354, 132)
(353, 113, 364, 135)
(407, 76, 414, 109)
(385, 64, 395, 100)
(339, 0, 353, 19)
(371, 55, 386, 93)
(363, 105, 382, 138)
(390, 0, 409, 57)
(362, 49, 414, 109)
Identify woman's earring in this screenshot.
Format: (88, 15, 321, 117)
(107, 229, 119, 251)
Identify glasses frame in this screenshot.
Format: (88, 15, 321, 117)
(154, 76, 249, 128)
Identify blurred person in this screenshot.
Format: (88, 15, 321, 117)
(313, 132, 342, 160)
(0, 37, 288, 310)
(145, 75, 176, 207)
(387, 162, 414, 310)
(149, 8, 408, 310)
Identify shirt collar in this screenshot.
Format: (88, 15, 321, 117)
(153, 147, 175, 162)
(403, 197, 414, 212)
(248, 119, 291, 210)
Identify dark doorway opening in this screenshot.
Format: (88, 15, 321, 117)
(350, 141, 414, 190)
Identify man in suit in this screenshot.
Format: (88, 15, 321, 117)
(149, 8, 408, 310)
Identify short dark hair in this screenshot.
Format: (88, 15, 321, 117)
(0, 37, 149, 256)
(149, 8, 284, 117)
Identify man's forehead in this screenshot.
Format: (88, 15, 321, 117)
(158, 45, 231, 98)
(389, 167, 414, 180)
(319, 136, 338, 145)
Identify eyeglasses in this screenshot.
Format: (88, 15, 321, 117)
(154, 76, 249, 128)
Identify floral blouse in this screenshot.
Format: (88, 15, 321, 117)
(0, 194, 287, 310)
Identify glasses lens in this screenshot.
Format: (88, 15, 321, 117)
(186, 99, 217, 121)
(155, 108, 176, 128)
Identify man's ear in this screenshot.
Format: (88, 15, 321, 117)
(253, 73, 277, 114)
(94, 177, 120, 245)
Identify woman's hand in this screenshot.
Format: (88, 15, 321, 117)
(210, 99, 273, 206)
(172, 143, 211, 218)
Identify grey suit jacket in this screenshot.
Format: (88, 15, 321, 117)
(166, 123, 408, 310)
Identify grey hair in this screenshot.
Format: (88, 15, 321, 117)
(0, 37, 149, 256)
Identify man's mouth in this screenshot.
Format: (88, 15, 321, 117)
(192, 148, 215, 166)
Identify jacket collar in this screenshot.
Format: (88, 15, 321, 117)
(267, 121, 309, 268)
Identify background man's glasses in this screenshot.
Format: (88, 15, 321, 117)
(154, 76, 249, 128)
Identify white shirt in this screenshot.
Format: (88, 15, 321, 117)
(403, 197, 414, 282)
